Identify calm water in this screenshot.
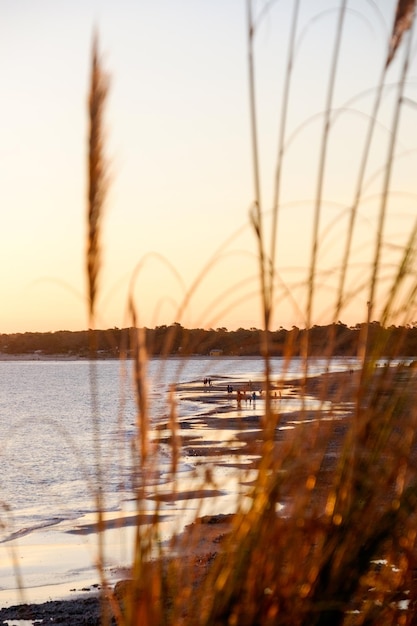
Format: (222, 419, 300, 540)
(0, 356, 364, 541)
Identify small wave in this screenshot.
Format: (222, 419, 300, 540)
(0, 515, 76, 544)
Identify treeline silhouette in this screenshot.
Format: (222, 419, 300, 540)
(1, 322, 417, 358)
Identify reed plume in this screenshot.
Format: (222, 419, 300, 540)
(86, 34, 111, 616)
(87, 33, 109, 328)
(386, 0, 416, 67)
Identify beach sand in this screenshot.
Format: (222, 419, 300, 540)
(0, 367, 384, 624)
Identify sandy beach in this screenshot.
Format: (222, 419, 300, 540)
(0, 367, 376, 624)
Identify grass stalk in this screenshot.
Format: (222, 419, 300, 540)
(86, 32, 110, 614)
(305, 0, 347, 335)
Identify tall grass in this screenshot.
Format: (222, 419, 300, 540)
(87, 1, 417, 624)
(86, 33, 111, 616)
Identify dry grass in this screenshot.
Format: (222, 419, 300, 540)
(86, 2, 417, 624)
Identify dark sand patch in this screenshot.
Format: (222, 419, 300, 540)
(67, 513, 170, 535)
(0, 515, 234, 626)
(0, 595, 105, 626)
(147, 489, 226, 503)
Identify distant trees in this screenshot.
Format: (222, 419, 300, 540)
(1, 323, 417, 358)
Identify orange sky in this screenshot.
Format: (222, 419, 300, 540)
(2, 1, 417, 333)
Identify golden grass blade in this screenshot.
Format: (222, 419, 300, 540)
(168, 385, 179, 478)
(246, 1, 268, 325)
(305, 1, 347, 335)
(247, 0, 274, 430)
(386, 0, 416, 67)
(129, 299, 149, 468)
(270, 0, 300, 293)
(85, 34, 111, 621)
(368, 17, 414, 329)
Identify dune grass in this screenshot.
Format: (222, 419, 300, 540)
(87, 2, 417, 624)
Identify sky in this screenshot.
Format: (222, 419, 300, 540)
(2, 0, 417, 334)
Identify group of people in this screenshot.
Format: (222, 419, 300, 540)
(202, 377, 259, 405)
(236, 388, 257, 405)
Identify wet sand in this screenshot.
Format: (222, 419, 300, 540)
(0, 368, 371, 624)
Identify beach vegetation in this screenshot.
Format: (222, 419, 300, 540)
(85, 1, 417, 625)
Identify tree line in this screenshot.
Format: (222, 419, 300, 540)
(1, 322, 417, 358)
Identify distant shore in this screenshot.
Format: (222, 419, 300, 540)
(0, 352, 124, 361)
(0, 352, 86, 361)
(2, 324, 417, 360)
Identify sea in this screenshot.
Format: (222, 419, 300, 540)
(0, 355, 366, 540)
(0, 355, 402, 602)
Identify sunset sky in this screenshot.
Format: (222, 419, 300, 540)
(2, 1, 417, 334)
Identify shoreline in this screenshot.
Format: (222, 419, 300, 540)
(1, 352, 413, 362)
(0, 514, 234, 625)
(0, 366, 389, 621)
